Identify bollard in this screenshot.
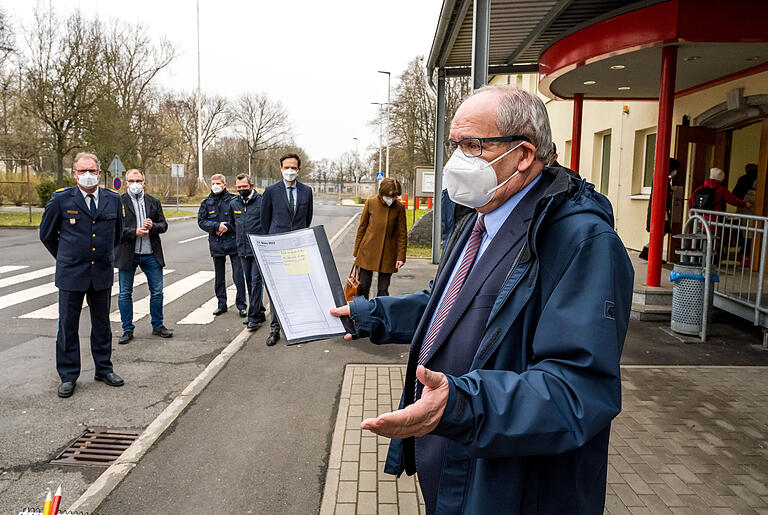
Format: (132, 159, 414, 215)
(402, 193, 408, 209)
(415, 197, 420, 210)
(427, 197, 433, 209)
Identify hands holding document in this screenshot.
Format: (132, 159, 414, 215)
(329, 305, 450, 439)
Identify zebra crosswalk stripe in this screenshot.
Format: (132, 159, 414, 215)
(0, 265, 28, 274)
(19, 269, 175, 319)
(178, 285, 238, 325)
(109, 271, 215, 323)
(0, 266, 56, 289)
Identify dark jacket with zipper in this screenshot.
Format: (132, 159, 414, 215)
(115, 192, 168, 269)
(228, 191, 263, 257)
(349, 166, 633, 514)
(198, 190, 238, 256)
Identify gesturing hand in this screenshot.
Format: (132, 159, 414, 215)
(360, 366, 449, 439)
(329, 304, 353, 341)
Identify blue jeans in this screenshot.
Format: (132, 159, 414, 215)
(118, 254, 164, 332)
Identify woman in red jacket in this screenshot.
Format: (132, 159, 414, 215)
(689, 167, 751, 211)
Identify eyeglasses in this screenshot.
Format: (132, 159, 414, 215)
(74, 169, 99, 174)
(444, 136, 531, 158)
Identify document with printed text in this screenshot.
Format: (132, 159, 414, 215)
(248, 226, 353, 344)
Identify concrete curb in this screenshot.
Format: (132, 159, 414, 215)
(67, 211, 362, 513)
(68, 327, 253, 513)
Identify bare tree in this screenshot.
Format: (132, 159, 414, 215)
(233, 92, 291, 182)
(165, 92, 233, 178)
(0, 7, 14, 68)
(23, 8, 104, 186)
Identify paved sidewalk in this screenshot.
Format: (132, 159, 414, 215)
(322, 365, 768, 514)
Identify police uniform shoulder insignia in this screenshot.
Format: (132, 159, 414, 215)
(122, 204, 126, 217)
(55, 187, 67, 192)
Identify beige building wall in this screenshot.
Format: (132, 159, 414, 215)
(490, 69, 768, 253)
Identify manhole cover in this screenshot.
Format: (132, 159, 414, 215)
(51, 426, 141, 467)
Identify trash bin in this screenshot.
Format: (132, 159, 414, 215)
(670, 264, 713, 336)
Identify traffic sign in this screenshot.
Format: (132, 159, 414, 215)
(108, 155, 126, 177)
(113, 177, 122, 190)
(171, 164, 185, 178)
(376, 171, 384, 181)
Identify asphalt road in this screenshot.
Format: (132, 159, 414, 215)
(0, 199, 368, 513)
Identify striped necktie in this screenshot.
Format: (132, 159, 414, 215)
(418, 214, 486, 367)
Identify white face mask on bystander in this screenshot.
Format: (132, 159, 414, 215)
(382, 196, 394, 206)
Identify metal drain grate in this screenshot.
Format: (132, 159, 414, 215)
(51, 426, 141, 467)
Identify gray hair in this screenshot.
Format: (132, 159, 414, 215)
(125, 169, 145, 180)
(73, 152, 101, 170)
(473, 86, 553, 162)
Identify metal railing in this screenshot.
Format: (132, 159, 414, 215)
(688, 209, 768, 347)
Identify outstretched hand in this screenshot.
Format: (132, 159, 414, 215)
(329, 304, 353, 341)
(360, 365, 449, 439)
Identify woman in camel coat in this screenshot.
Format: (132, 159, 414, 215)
(353, 178, 407, 298)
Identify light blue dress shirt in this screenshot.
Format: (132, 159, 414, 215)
(425, 173, 542, 334)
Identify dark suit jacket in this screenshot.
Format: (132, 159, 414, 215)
(260, 180, 313, 234)
(409, 176, 550, 510)
(115, 192, 168, 269)
(39, 186, 123, 292)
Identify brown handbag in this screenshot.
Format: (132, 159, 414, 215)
(344, 265, 360, 301)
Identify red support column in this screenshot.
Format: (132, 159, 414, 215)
(570, 93, 584, 172)
(647, 45, 678, 287)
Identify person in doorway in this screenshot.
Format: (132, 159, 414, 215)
(353, 177, 407, 299)
(331, 86, 633, 514)
(197, 174, 247, 317)
(260, 153, 314, 346)
(39, 152, 125, 398)
(229, 173, 266, 331)
(115, 169, 173, 344)
(733, 163, 758, 201)
(688, 167, 750, 212)
(638, 158, 681, 260)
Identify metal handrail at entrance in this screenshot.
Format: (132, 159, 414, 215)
(689, 208, 768, 348)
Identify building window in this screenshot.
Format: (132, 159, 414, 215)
(642, 133, 656, 194)
(600, 133, 611, 194)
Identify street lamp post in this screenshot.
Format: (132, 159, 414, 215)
(377, 71, 391, 177)
(352, 137, 359, 199)
(196, 0, 204, 182)
(371, 103, 385, 181)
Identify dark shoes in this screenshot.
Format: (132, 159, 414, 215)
(247, 321, 261, 332)
(238, 309, 247, 317)
(118, 331, 134, 345)
(212, 307, 227, 316)
(266, 330, 280, 346)
(152, 325, 174, 338)
(95, 372, 125, 387)
(58, 381, 76, 398)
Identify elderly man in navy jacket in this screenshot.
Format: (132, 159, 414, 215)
(40, 152, 125, 398)
(260, 153, 313, 346)
(198, 174, 246, 317)
(332, 87, 633, 514)
(228, 173, 266, 331)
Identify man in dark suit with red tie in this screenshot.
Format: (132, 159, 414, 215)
(40, 152, 125, 398)
(332, 87, 633, 514)
(260, 153, 313, 346)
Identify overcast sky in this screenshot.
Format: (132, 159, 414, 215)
(2, 0, 444, 164)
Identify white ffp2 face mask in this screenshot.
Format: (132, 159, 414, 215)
(211, 184, 223, 195)
(443, 142, 524, 208)
(382, 196, 394, 206)
(282, 169, 298, 182)
(128, 182, 144, 196)
(77, 172, 99, 189)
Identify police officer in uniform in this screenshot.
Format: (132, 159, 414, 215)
(228, 173, 266, 331)
(39, 152, 125, 398)
(197, 173, 246, 316)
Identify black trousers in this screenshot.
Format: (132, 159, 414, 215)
(240, 256, 266, 323)
(213, 254, 246, 311)
(56, 287, 113, 382)
(358, 267, 392, 299)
